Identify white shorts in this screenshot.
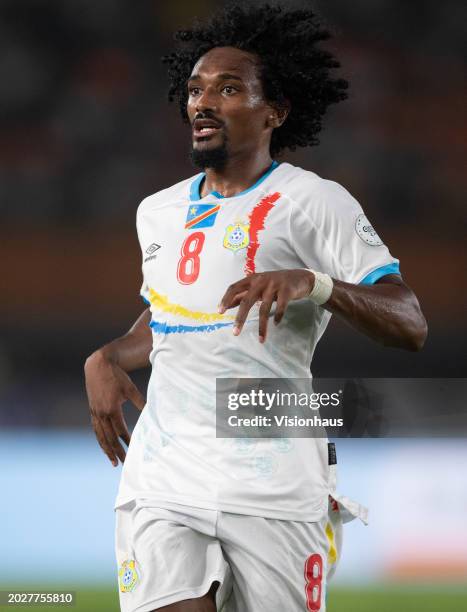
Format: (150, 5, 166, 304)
(115, 498, 343, 612)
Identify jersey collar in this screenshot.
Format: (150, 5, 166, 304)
(189, 160, 279, 202)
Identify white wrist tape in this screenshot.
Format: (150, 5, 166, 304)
(306, 270, 333, 305)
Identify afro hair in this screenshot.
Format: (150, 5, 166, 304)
(162, 2, 348, 156)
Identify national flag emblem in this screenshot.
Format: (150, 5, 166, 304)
(185, 204, 220, 229)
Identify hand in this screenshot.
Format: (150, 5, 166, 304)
(84, 349, 146, 466)
(218, 269, 315, 342)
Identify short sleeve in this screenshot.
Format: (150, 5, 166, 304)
(290, 178, 400, 285)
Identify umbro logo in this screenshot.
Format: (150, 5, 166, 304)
(144, 243, 161, 262)
(146, 243, 161, 255)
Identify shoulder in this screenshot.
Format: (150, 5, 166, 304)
(137, 173, 201, 218)
(278, 163, 360, 212)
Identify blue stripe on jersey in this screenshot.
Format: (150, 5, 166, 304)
(141, 294, 150, 305)
(189, 160, 280, 201)
(149, 320, 234, 334)
(359, 262, 401, 285)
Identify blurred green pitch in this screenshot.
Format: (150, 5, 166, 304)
(1, 587, 467, 611)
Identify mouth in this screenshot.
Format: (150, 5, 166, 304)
(192, 119, 223, 140)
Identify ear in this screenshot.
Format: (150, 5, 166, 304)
(266, 102, 290, 129)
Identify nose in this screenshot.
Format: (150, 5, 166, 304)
(195, 86, 218, 113)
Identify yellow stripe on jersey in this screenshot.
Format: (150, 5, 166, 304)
(326, 521, 338, 566)
(149, 288, 235, 323)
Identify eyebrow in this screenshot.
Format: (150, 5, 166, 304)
(187, 73, 244, 84)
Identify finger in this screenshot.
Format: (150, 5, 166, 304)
(111, 411, 131, 447)
(92, 415, 118, 466)
(125, 382, 146, 412)
(234, 287, 263, 335)
(100, 416, 127, 464)
(218, 277, 251, 313)
(274, 288, 291, 325)
(222, 289, 248, 311)
(258, 290, 276, 343)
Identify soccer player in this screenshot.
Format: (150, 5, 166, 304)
(84, 4, 427, 611)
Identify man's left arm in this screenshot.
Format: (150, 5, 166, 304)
(321, 273, 427, 351)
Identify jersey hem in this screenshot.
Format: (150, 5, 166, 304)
(130, 572, 227, 612)
(114, 492, 328, 522)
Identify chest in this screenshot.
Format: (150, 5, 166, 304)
(140, 193, 302, 303)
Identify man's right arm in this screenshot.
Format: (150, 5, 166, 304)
(84, 308, 152, 466)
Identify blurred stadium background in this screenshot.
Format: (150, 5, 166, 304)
(1, 0, 466, 610)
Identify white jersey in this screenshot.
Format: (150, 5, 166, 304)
(115, 161, 399, 521)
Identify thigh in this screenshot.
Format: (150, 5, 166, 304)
(218, 502, 342, 612)
(116, 503, 229, 612)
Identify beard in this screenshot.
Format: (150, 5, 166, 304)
(190, 138, 228, 171)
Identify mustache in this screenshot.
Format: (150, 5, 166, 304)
(192, 111, 224, 127)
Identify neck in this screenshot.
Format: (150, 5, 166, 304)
(201, 150, 273, 198)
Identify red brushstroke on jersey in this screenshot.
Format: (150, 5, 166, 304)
(244, 192, 281, 275)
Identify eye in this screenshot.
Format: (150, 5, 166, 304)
(189, 87, 201, 96)
(222, 85, 237, 95)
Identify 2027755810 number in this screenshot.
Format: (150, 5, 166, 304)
(0, 592, 75, 606)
